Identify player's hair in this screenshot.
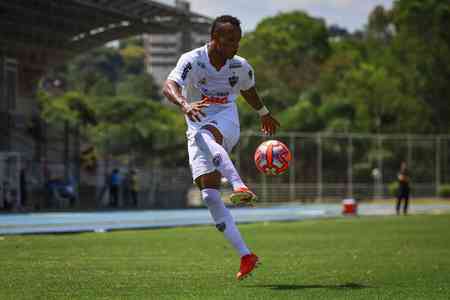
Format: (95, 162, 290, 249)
(210, 15, 242, 39)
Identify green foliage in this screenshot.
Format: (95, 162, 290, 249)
(116, 74, 161, 101)
(318, 98, 357, 132)
(87, 95, 184, 155)
(40, 1, 450, 169)
(40, 39, 178, 164)
(391, 0, 450, 132)
(438, 185, 450, 198)
(333, 62, 431, 133)
(279, 98, 322, 131)
(120, 44, 146, 75)
(38, 91, 96, 126)
(67, 47, 124, 94)
(240, 11, 331, 110)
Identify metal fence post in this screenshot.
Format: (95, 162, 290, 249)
(261, 136, 268, 202)
(317, 133, 322, 202)
(436, 136, 441, 197)
(289, 133, 296, 202)
(376, 134, 384, 199)
(347, 134, 353, 198)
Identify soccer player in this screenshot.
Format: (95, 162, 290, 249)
(163, 15, 279, 280)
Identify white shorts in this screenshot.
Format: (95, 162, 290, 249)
(186, 117, 240, 181)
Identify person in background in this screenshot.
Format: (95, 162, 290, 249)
(109, 169, 121, 208)
(396, 160, 411, 215)
(20, 167, 28, 211)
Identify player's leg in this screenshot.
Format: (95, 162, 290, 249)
(194, 125, 256, 205)
(196, 172, 259, 280)
(196, 171, 250, 256)
(403, 192, 409, 215)
(195, 125, 245, 190)
(396, 194, 401, 215)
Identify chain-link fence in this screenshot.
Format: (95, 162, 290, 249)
(3, 132, 450, 211)
(237, 132, 450, 202)
(0, 152, 21, 210)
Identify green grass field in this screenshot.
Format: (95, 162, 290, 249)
(1, 214, 450, 299)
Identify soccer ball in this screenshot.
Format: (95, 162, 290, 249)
(254, 140, 292, 175)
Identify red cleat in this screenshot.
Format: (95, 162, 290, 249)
(230, 187, 257, 207)
(236, 253, 260, 281)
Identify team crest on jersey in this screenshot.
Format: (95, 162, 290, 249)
(197, 61, 206, 69)
(228, 75, 239, 87)
(198, 78, 207, 85)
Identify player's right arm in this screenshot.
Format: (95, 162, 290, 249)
(163, 54, 208, 122)
(163, 80, 208, 122)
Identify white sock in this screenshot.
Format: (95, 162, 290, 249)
(202, 188, 251, 257)
(195, 130, 245, 190)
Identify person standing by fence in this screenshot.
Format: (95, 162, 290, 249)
(109, 169, 121, 208)
(396, 161, 411, 215)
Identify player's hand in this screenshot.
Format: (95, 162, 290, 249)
(260, 114, 280, 135)
(181, 99, 209, 122)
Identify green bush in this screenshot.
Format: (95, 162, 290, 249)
(438, 185, 450, 198)
(388, 181, 399, 196)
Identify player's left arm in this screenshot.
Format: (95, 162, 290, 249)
(240, 87, 280, 135)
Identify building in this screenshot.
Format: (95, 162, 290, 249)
(143, 0, 211, 87)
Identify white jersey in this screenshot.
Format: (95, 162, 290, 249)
(167, 45, 255, 127)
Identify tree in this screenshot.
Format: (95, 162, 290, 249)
(116, 73, 161, 101)
(239, 11, 331, 109)
(67, 47, 124, 94)
(333, 63, 431, 133)
(391, 0, 450, 132)
(88, 95, 185, 162)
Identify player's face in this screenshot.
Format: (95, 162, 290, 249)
(216, 24, 241, 60)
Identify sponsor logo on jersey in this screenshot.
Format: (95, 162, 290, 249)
(181, 62, 192, 80)
(228, 75, 239, 87)
(229, 61, 242, 69)
(201, 95, 228, 104)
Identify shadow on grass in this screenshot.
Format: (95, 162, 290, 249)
(245, 282, 371, 290)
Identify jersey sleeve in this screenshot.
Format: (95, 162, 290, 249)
(167, 53, 194, 87)
(239, 60, 256, 91)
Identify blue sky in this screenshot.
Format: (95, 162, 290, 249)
(158, 0, 393, 32)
